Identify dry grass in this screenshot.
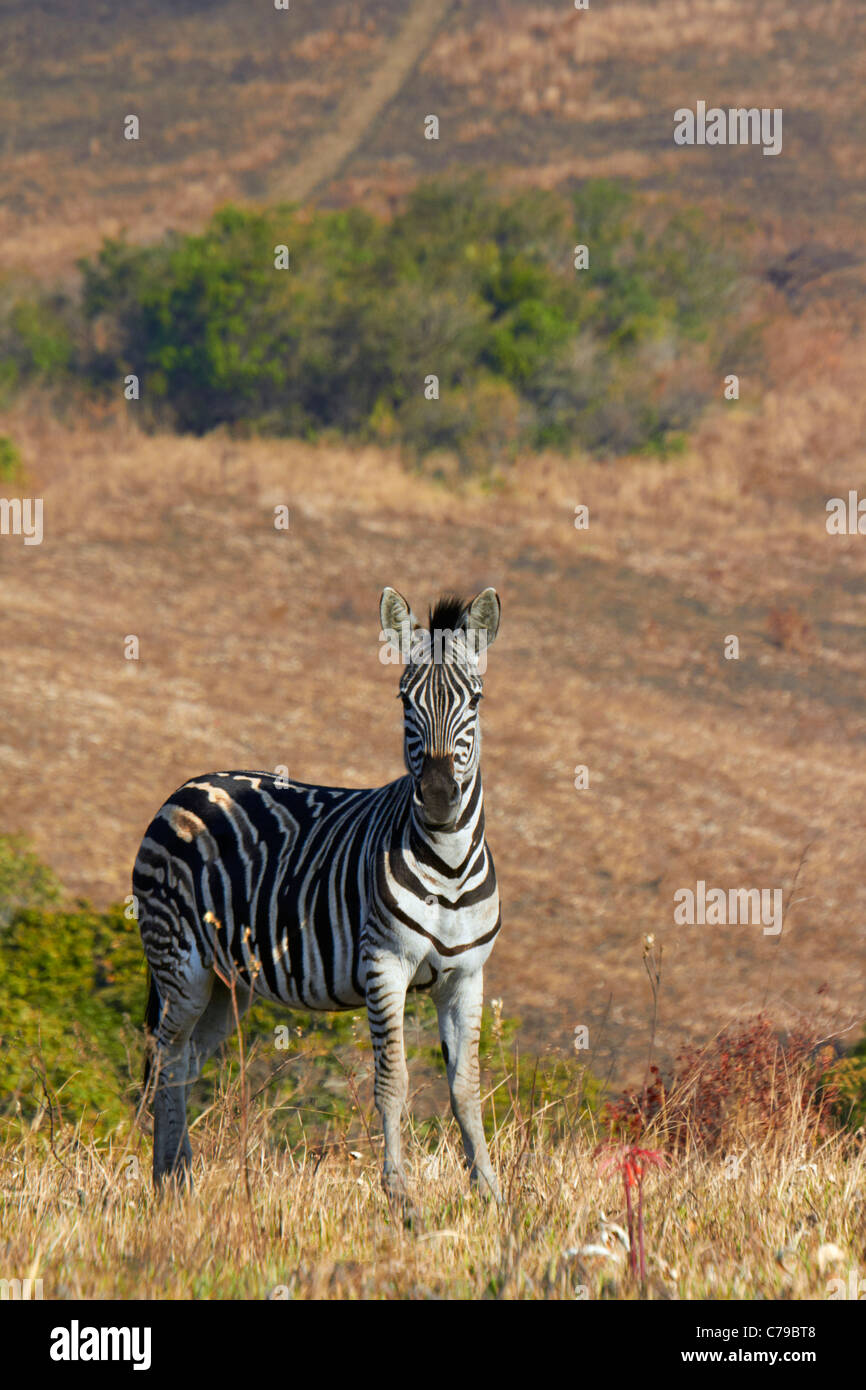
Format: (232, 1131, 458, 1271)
(0, 4, 400, 277)
(426, 0, 833, 90)
(767, 606, 814, 656)
(2, 1069, 863, 1300)
(2, 1, 865, 279)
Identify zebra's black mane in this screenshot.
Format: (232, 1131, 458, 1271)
(428, 593, 468, 632)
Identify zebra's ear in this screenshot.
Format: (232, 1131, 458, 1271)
(380, 587, 417, 644)
(464, 588, 500, 647)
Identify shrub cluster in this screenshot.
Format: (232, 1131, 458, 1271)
(1, 176, 749, 465)
(604, 1014, 854, 1150)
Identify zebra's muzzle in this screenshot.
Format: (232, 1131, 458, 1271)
(417, 754, 461, 828)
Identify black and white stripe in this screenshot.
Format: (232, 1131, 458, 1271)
(135, 587, 502, 1201)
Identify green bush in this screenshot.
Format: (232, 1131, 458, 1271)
(0, 287, 76, 398)
(0, 833, 62, 925)
(64, 176, 744, 463)
(824, 1038, 866, 1131)
(0, 435, 23, 485)
(0, 902, 145, 1129)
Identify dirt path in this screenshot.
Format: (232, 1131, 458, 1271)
(270, 0, 456, 204)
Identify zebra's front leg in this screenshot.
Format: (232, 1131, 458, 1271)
(363, 949, 415, 1216)
(434, 968, 500, 1201)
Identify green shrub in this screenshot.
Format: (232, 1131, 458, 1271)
(824, 1038, 866, 1131)
(0, 833, 62, 925)
(67, 176, 744, 464)
(0, 435, 23, 485)
(0, 289, 76, 399)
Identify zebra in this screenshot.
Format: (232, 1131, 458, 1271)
(134, 587, 502, 1206)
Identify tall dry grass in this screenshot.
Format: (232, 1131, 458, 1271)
(1, 1053, 862, 1300)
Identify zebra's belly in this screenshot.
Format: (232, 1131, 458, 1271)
(250, 967, 366, 1013)
(234, 908, 368, 1012)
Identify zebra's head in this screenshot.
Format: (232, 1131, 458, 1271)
(379, 587, 500, 830)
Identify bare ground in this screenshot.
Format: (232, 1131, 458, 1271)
(1, 1, 865, 284)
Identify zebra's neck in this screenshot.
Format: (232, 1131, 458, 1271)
(407, 767, 485, 876)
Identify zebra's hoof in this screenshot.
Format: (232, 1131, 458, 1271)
(470, 1173, 502, 1204)
(383, 1174, 421, 1229)
(153, 1165, 192, 1196)
(401, 1197, 422, 1231)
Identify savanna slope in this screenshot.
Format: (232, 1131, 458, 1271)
(1, 0, 865, 1301)
(1, 0, 864, 297)
(3, 1089, 864, 1300)
(2, 298, 866, 1081)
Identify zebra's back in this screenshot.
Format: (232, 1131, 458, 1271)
(134, 769, 408, 1011)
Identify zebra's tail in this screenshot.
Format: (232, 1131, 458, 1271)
(142, 972, 162, 1093)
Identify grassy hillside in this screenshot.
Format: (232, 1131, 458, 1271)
(2, 293, 866, 1081)
(0, 0, 863, 312)
(3, 1100, 864, 1300)
(1, 847, 863, 1302)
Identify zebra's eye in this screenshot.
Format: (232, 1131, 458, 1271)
(469, 694, 482, 709)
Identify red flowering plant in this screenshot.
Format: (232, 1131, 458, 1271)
(595, 1143, 670, 1284)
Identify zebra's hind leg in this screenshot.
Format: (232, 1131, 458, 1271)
(187, 975, 252, 1103)
(148, 971, 215, 1190)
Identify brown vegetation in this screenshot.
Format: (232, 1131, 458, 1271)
(1, 1058, 862, 1299)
